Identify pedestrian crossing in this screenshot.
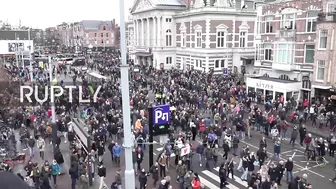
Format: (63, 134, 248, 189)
(199, 167, 248, 189)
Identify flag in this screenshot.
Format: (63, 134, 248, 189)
(39, 61, 44, 68)
(88, 85, 94, 94)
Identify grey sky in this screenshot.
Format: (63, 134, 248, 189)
(0, 0, 134, 29)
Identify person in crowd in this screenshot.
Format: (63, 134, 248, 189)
(37, 136, 46, 160)
(69, 163, 79, 189)
(150, 162, 159, 186)
(27, 135, 36, 159)
(97, 162, 106, 189)
(218, 163, 227, 189)
(51, 159, 61, 187)
(112, 142, 122, 167)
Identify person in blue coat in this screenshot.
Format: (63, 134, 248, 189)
(51, 159, 61, 186)
(274, 141, 281, 161)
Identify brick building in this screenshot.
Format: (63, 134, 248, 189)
(247, 0, 324, 103)
(312, 0, 336, 101)
(72, 20, 119, 52)
(130, 0, 265, 72)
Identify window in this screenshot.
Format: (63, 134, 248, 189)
(106, 40, 109, 44)
(166, 18, 172, 22)
(216, 31, 226, 48)
(265, 16, 273, 33)
(327, 3, 336, 13)
(101, 39, 104, 44)
(101, 33, 103, 37)
(195, 60, 202, 68)
(94, 33, 97, 37)
(103, 26, 106, 30)
(166, 30, 172, 46)
(276, 44, 293, 64)
(306, 12, 317, 32)
(166, 57, 172, 64)
(195, 31, 202, 48)
(319, 30, 328, 49)
(239, 32, 247, 47)
(181, 32, 186, 47)
(316, 60, 325, 81)
(215, 60, 225, 68)
(264, 44, 272, 60)
(304, 45, 315, 63)
(281, 14, 295, 29)
(106, 33, 109, 37)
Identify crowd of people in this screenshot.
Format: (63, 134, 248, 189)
(0, 49, 335, 189)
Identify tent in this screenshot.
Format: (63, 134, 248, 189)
(0, 172, 30, 189)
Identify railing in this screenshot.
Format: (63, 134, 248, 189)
(317, 12, 336, 22)
(275, 29, 296, 39)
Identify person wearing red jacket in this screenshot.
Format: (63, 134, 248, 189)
(199, 120, 206, 139)
(191, 173, 201, 189)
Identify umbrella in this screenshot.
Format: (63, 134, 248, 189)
(0, 172, 30, 189)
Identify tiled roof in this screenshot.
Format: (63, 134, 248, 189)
(80, 20, 114, 29)
(151, 0, 185, 6)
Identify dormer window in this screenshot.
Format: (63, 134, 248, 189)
(103, 26, 106, 30)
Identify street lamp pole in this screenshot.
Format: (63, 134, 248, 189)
(28, 29, 33, 82)
(119, 0, 135, 188)
(48, 55, 57, 152)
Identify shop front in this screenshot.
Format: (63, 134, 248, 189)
(246, 76, 301, 103)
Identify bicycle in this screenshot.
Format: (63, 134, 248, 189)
(304, 149, 314, 161)
(315, 156, 328, 167)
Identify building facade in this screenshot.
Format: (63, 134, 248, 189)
(56, 22, 74, 48)
(126, 21, 135, 60)
(130, 0, 261, 72)
(72, 20, 119, 52)
(249, 0, 324, 103)
(312, 0, 336, 101)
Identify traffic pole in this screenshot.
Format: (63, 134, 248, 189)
(119, 0, 136, 188)
(49, 56, 57, 152)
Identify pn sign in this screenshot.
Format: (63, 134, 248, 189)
(152, 104, 170, 125)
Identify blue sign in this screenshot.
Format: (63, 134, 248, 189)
(223, 68, 228, 75)
(152, 104, 170, 125)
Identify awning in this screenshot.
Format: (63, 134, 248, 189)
(311, 85, 332, 90)
(241, 55, 255, 60)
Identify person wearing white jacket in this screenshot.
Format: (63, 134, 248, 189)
(37, 136, 46, 160)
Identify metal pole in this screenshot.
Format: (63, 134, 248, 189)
(49, 56, 57, 152)
(28, 29, 33, 82)
(15, 33, 19, 67)
(119, 0, 136, 188)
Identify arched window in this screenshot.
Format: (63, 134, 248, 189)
(280, 74, 290, 80)
(166, 29, 172, 47)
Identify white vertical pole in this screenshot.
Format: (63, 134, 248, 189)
(15, 33, 19, 67)
(28, 29, 33, 82)
(49, 55, 57, 150)
(119, 0, 135, 188)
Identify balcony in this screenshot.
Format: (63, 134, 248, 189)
(317, 12, 336, 22)
(275, 29, 296, 40)
(272, 63, 300, 71)
(134, 46, 152, 54)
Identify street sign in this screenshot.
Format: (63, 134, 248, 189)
(223, 68, 228, 75)
(152, 104, 170, 125)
